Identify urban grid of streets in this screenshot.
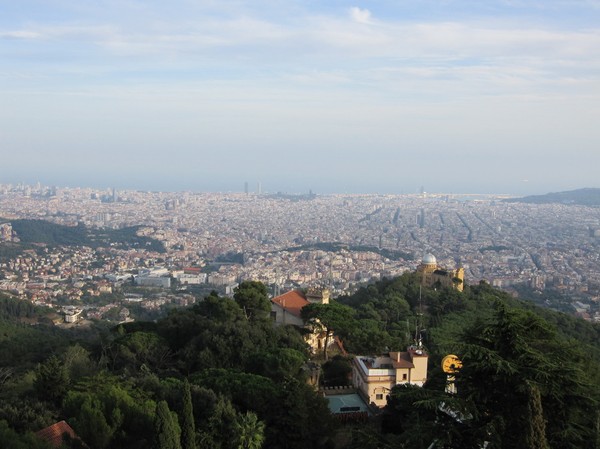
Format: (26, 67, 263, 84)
(1, 184, 599, 323)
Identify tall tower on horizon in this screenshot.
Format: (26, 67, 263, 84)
(244, 181, 249, 195)
(257, 181, 262, 195)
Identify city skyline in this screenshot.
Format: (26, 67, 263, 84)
(2, 1, 600, 195)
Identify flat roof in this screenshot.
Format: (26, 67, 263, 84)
(326, 393, 370, 415)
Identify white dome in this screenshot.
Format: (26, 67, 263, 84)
(422, 253, 437, 265)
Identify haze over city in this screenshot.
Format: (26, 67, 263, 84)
(2, 1, 600, 194)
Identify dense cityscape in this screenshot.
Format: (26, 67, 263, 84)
(3, 0, 600, 446)
(1, 183, 599, 324)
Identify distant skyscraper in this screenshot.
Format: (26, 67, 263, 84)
(257, 181, 262, 195)
(244, 182, 249, 195)
(419, 208, 425, 228)
(112, 188, 117, 203)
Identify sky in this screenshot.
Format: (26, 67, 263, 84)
(1, 1, 600, 195)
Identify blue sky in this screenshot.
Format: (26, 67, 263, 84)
(1, 1, 599, 194)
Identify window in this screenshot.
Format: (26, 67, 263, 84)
(402, 373, 407, 381)
(375, 394, 383, 400)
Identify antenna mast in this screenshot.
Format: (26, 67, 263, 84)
(414, 286, 424, 349)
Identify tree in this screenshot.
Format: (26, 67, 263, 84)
(63, 374, 156, 449)
(63, 344, 95, 381)
(524, 383, 549, 449)
(114, 331, 171, 372)
(34, 355, 69, 405)
(233, 281, 271, 321)
(154, 401, 182, 449)
(180, 380, 196, 449)
(0, 420, 52, 449)
(301, 301, 355, 360)
(73, 397, 113, 449)
(244, 348, 306, 381)
(455, 302, 598, 449)
(206, 397, 239, 449)
(321, 355, 352, 387)
(234, 412, 265, 449)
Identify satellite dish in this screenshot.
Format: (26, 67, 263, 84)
(441, 354, 462, 374)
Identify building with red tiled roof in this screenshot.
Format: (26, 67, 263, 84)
(271, 288, 331, 352)
(271, 290, 309, 325)
(35, 420, 84, 448)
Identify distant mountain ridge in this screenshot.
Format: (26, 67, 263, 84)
(503, 188, 600, 206)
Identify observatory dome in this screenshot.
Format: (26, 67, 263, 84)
(422, 254, 437, 265)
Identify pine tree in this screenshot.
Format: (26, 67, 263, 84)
(457, 302, 596, 449)
(181, 380, 196, 449)
(34, 355, 69, 404)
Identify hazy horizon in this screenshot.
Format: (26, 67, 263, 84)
(4, 178, 598, 198)
(2, 1, 599, 196)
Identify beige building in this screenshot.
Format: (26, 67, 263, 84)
(271, 288, 330, 352)
(62, 306, 83, 323)
(416, 253, 464, 292)
(352, 347, 429, 408)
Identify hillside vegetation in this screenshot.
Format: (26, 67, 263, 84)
(0, 276, 598, 448)
(2, 219, 164, 252)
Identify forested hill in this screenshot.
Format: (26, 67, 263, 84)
(3, 219, 165, 252)
(0, 283, 333, 448)
(336, 275, 600, 448)
(0, 276, 598, 448)
(503, 187, 600, 206)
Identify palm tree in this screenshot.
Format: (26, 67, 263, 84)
(235, 412, 265, 449)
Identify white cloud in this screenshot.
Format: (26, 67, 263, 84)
(349, 7, 372, 24)
(0, 31, 42, 40)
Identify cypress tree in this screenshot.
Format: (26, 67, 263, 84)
(181, 380, 196, 449)
(524, 383, 549, 449)
(154, 400, 182, 449)
(76, 397, 112, 449)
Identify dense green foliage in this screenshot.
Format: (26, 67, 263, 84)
(283, 241, 413, 261)
(0, 242, 37, 262)
(154, 400, 182, 449)
(321, 356, 352, 387)
(0, 294, 39, 319)
(355, 276, 600, 449)
(5, 219, 165, 252)
(302, 301, 355, 360)
(337, 273, 425, 353)
(180, 380, 196, 449)
(233, 281, 272, 321)
(0, 274, 599, 448)
(0, 286, 334, 448)
(0, 420, 51, 449)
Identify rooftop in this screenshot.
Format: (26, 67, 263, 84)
(271, 290, 309, 317)
(35, 421, 80, 448)
(326, 393, 370, 415)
